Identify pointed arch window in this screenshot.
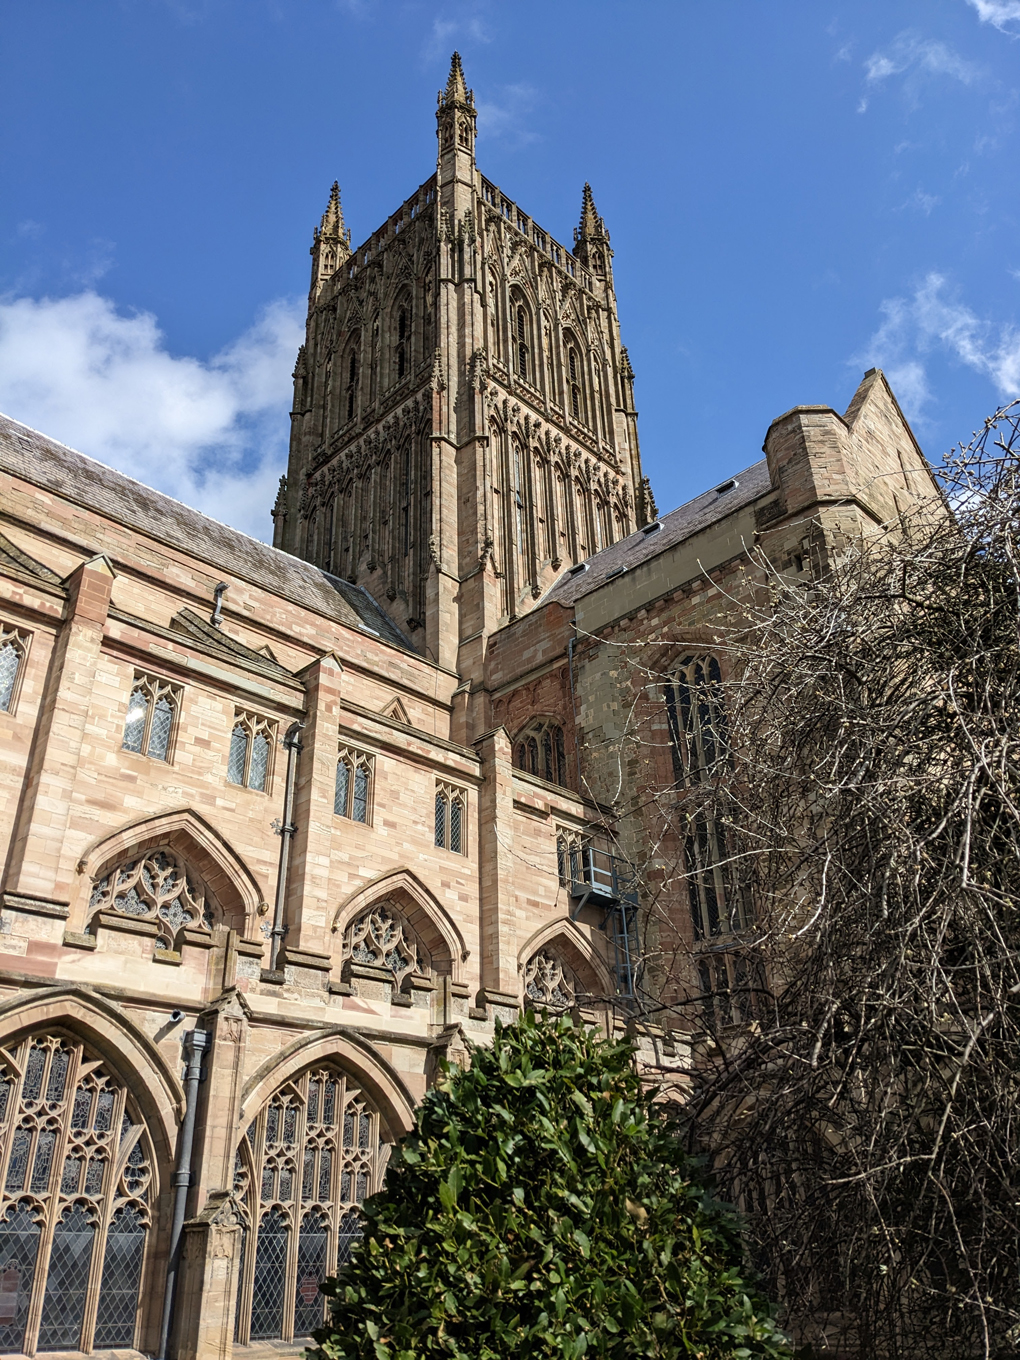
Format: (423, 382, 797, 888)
(516, 306, 530, 380)
(87, 846, 214, 950)
(121, 673, 180, 762)
(514, 719, 568, 788)
(0, 625, 29, 715)
(394, 299, 411, 383)
(568, 345, 584, 422)
(434, 782, 466, 854)
(227, 711, 276, 793)
(232, 1066, 388, 1344)
(334, 748, 374, 824)
(0, 1033, 153, 1354)
(344, 343, 359, 423)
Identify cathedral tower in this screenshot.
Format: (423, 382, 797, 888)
(275, 54, 649, 731)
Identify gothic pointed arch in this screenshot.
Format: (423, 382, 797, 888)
(239, 1029, 416, 1139)
(73, 807, 267, 938)
(518, 918, 614, 1006)
(0, 984, 182, 1177)
(329, 869, 468, 982)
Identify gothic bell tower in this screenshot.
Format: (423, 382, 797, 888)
(275, 54, 649, 733)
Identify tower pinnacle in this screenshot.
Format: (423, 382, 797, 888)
(573, 182, 612, 277)
(309, 181, 351, 298)
(445, 51, 469, 103)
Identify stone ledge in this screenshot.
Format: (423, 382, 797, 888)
(62, 930, 97, 951)
(1, 892, 69, 919)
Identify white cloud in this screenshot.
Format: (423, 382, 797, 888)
(863, 32, 980, 92)
(0, 291, 304, 541)
(966, 0, 1020, 33)
(855, 273, 1020, 420)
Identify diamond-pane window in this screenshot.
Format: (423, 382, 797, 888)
(335, 748, 373, 823)
(233, 1067, 386, 1346)
(0, 1035, 152, 1355)
(121, 673, 179, 762)
(0, 629, 28, 714)
(434, 782, 467, 855)
(226, 711, 276, 792)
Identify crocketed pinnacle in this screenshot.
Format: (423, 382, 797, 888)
(445, 51, 468, 102)
(319, 181, 346, 241)
(578, 182, 603, 239)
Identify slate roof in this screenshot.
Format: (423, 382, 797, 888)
(541, 460, 774, 608)
(0, 412, 412, 651)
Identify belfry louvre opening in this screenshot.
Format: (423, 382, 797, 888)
(232, 1065, 389, 1345)
(0, 1031, 154, 1355)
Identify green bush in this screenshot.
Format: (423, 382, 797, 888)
(310, 1012, 790, 1360)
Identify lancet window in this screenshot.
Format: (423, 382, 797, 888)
(341, 902, 430, 988)
(121, 673, 180, 762)
(567, 344, 584, 421)
(523, 948, 581, 1011)
(515, 306, 530, 381)
(0, 1032, 153, 1355)
(88, 847, 214, 951)
(227, 711, 276, 793)
(0, 625, 28, 714)
(344, 344, 359, 424)
(434, 783, 466, 854)
(334, 748, 373, 824)
(556, 828, 589, 888)
(514, 719, 568, 788)
(232, 1066, 387, 1345)
(697, 948, 765, 1032)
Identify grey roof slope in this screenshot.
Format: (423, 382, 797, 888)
(541, 460, 774, 608)
(0, 412, 412, 651)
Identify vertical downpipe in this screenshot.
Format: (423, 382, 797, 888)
(157, 1026, 211, 1360)
(270, 721, 305, 973)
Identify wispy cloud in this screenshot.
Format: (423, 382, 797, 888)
(423, 6, 492, 64)
(477, 82, 541, 147)
(0, 291, 303, 540)
(966, 0, 1020, 33)
(859, 32, 980, 110)
(855, 273, 1020, 420)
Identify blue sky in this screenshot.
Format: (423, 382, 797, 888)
(1, 0, 1019, 539)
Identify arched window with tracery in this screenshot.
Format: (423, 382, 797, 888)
(344, 340, 359, 423)
(514, 719, 568, 788)
(392, 294, 412, 385)
(566, 337, 585, 423)
(515, 304, 531, 381)
(232, 1067, 388, 1345)
(87, 847, 215, 952)
(0, 1032, 154, 1354)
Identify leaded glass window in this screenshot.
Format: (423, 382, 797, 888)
(0, 1033, 152, 1354)
(121, 672, 180, 761)
(87, 845, 215, 950)
(226, 711, 276, 792)
(0, 627, 28, 714)
(556, 828, 589, 888)
(334, 748, 373, 823)
(434, 782, 467, 854)
(232, 1067, 388, 1344)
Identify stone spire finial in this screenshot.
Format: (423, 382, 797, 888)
(446, 51, 468, 102)
(577, 182, 606, 241)
(310, 180, 351, 298)
(317, 181, 350, 246)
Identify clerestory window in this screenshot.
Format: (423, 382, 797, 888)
(121, 673, 180, 762)
(434, 782, 466, 854)
(0, 624, 29, 714)
(334, 748, 373, 824)
(516, 307, 529, 380)
(227, 712, 276, 793)
(514, 719, 568, 788)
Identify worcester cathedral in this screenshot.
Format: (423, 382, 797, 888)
(0, 54, 938, 1360)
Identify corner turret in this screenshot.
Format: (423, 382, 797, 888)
(436, 52, 476, 192)
(573, 182, 612, 281)
(309, 181, 351, 299)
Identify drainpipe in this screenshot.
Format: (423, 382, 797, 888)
(270, 721, 305, 973)
(157, 1026, 211, 1360)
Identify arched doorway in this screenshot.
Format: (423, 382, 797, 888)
(0, 1031, 154, 1353)
(232, 1065, 389, 1344)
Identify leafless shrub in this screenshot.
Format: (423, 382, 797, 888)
(613, 405, 1020, 1357)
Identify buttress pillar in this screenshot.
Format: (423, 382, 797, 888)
(473, 727, 520, 1009)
